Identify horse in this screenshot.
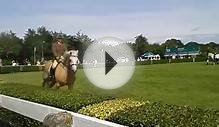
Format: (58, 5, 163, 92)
(207, 53, 219, 65)
(42, 50, 80, 89)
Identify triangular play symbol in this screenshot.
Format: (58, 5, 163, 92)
(105, 52, 117, 75)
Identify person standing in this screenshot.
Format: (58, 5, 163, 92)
(0, 58, 2, 66)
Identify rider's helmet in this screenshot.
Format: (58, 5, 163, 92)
(56, 34, 63, 44)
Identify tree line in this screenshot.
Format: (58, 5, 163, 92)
(130, 34, 219, 58)
(0, 27, 219, 65)
(0, 26, 92, 65)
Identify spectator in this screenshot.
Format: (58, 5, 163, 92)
(0, 58, 2, 66)
(12, 60, 16, 66)
(24, 58, 28, 65)
(93, 59, 97, 67)
(36, 60, 41, 66)
(27, 61, 31, 66)
(15, 60, 19, 66)
(168, 58, 171, 64)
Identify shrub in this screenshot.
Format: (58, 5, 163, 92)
(136, 59, 168, 65)
(20, 65, 43, 72)
(0, 83, 218, 126)
(2, 59, 13, 65)
(195, 57, 207, 62)
(108, 102, 219, 127)
(0, 65, 43, 74)
(79, 98, 218, 126)
(0, 108, 42, 127)
(136, 58, 206, 66)
(79, 98, 146, 120)
(0, 83, 114, 126)
(0, 83, 114, 112)
(0, 66, 20, 74)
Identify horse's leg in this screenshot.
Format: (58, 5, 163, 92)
(42, 79, 46, 87)
(68, 76, 75, 90)
(52, 82, 58, 89)
(42, 78, 50, 88)
(53, 82, 62, 89)
(68, 83, 73, 90)
(42, 77, 54, 88)
(49, 78, 56, 88)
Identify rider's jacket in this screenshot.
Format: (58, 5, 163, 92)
(52, 41, 66, 59)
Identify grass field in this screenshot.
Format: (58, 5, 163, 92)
(0, 62, 219, 110)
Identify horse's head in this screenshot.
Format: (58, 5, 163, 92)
(67, 50, 80, 72)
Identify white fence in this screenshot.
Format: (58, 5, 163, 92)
(0, 94, 125, 127)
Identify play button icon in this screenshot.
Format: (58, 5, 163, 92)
(105, 52, 117, 75)
(83, 37, 135, 90)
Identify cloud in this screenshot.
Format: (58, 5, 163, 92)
(1, 0, 219, 44)
(3, 11, 190, 36)
(148, 34, 219, 44)
(1, 13, 219, 44)
(191, 27, 201, 32)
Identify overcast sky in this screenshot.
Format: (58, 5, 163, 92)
(1, 0, 219, 43)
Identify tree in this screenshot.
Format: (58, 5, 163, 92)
(23, 27, 53, 63)
(149, 43, 164, 56)
(163, 39, 184, 48)
(71, 32, 93, 61)
(134, 34, 149, 57)
(23, 27, 93, 63)
(207, 42, 219, 53)
(23, 28, 40, 63)
(0, 31, 22, 61)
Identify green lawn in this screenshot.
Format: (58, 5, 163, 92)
(0, 62, 219, 110)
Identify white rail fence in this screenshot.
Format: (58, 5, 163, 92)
(0, 94, 125, 127)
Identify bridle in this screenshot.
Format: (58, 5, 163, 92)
(69, 55, 79, 66)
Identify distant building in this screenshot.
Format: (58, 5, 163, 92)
(165, 44, 200, 59)
(139, 52, 161, 61)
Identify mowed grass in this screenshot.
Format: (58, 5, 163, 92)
(0, 62, 219, 110)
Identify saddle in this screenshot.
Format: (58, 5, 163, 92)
(49, 57, 63, 79)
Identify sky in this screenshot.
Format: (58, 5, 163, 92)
(1, 0, 219, 43)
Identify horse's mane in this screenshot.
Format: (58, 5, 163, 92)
(63, 50, 79, 66)
(63, 52, 70, 66)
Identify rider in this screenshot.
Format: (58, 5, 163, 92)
(49, 35, 67, 78)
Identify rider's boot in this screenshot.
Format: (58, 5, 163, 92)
(49, 68, 55, 80)
(49, 60, 57, 80)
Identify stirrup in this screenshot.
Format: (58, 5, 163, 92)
(48, 74, 55, 79)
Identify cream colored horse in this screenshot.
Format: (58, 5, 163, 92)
(42, 50, 79, 89)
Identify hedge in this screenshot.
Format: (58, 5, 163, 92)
(0, 83, 218, 126)
(0, 65, 43, 74)
(79, 99, 219, 127)
(109, 103, 219, 127)
(0, 57, 207, 74)
(0, 83, 114, 126)
(79, 98, 145, 120)
(0, 108, 42, 127)
(0, 66, 20, 74)
(136, 57, 206, 65)
(0, 83, 114, 112)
